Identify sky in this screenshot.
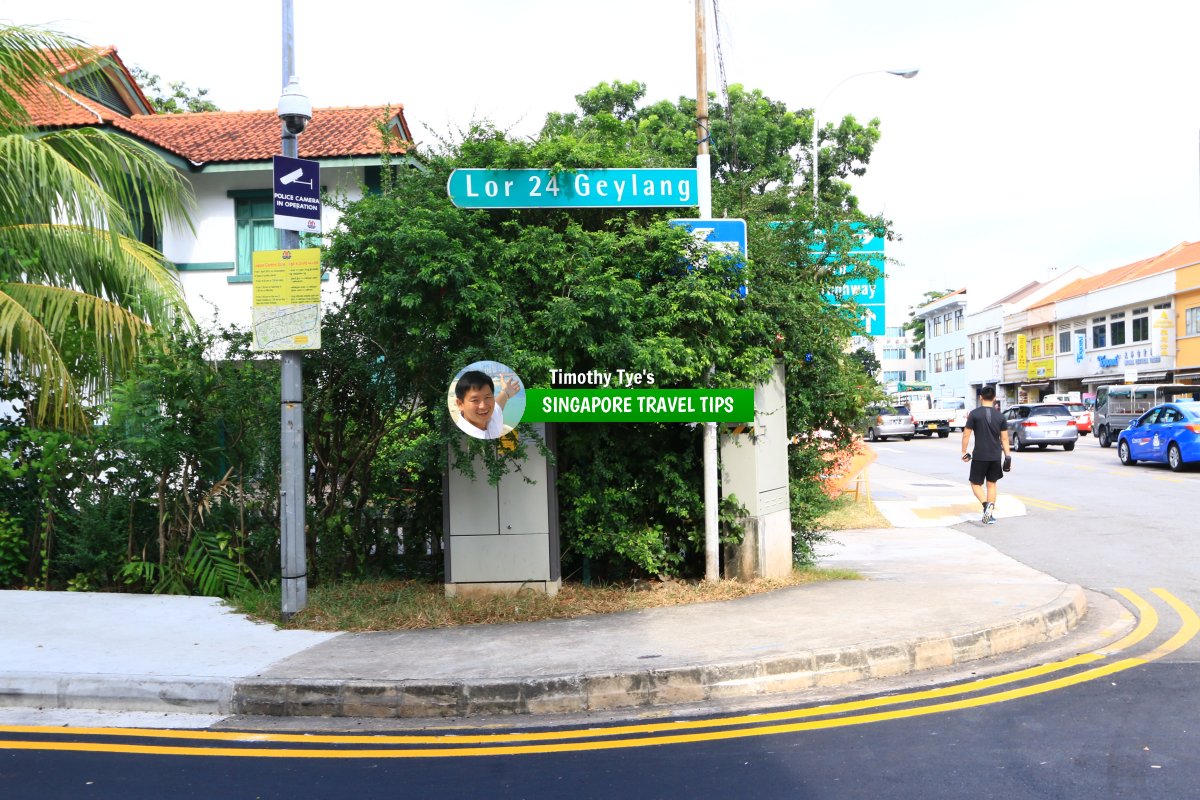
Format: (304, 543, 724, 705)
(8, 0, 1200, 327)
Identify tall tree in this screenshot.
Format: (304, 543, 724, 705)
(318, 80, 895, 578)
(0, 25, 195, 431)
(130, 67, 219, 114)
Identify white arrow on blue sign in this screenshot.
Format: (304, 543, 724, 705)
(669, 218, 748, 297)
(273, 154, 322, 233)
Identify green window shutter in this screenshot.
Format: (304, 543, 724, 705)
(233, 193, 281, 276)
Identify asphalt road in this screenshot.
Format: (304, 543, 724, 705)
(872, 430, 1200, 603)
(3, 432, 1198, 799)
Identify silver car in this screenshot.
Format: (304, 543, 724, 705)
(1003, 403, 1079, 451)
(865, 405, 916, 442)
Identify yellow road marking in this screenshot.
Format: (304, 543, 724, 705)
(913, 503, 980, 519)
(1103, 589, 1157, 654)
(0, 590, 1190, 759)
(1013, 495, 1076, 512)
(1142, 588, 1200, 659)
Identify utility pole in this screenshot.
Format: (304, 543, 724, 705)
(279, 0, 307, 618)
(695, 0, 719, 582)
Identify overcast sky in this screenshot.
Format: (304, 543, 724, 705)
(8, 0, 1200, 326)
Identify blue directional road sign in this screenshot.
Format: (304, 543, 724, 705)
(447, 168, 698, 209)
(813, 225, 885, 336)
(670, 218, 748, 297)
(273, 154, 321, 233)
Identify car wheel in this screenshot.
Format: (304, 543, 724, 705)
(867, 428, 878, 442)
(902, 435, 913, 441)
(1063, 442, 1075, 452)
(1098, 427, 1112, 448)
(1118, 440, 1137, 466)
(1037, 444, 1047, 450)
(937, 431, 949, 439)
(1015, 432, 1027, 452)
(1168, 443, 1185, 472)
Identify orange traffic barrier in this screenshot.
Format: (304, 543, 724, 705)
(820, 438, 877, 500)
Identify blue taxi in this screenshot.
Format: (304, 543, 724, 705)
(1116, 401, 1200, 472)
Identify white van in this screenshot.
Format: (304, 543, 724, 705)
(935, 397, 969, 431)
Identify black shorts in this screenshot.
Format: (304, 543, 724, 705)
(969, 459, 1004, 485)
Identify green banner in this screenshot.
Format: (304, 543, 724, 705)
(523, 389, 754, 423)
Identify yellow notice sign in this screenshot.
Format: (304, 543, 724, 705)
(252, 249, 321, 306)
(251, 249, 322, 351)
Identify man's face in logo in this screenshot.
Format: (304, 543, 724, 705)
(457, 386, 495, 430)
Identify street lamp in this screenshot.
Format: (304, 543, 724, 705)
(811, 68, 919, 205)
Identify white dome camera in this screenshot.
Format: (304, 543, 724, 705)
(278, 76, 312, 136)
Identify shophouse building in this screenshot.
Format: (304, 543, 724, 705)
(913, 289, 968, 400)
(1176, 256, 1200, 384)
(965, 268, 1091, 407)
(1010, 241, 1200, 400)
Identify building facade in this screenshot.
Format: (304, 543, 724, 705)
(913, 289, 968, 399)
(22, 46, 416, 331)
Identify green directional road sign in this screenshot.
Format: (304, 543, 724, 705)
(447, 168, 698, 209)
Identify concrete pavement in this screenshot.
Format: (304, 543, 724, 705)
(0, 459, 1114, 720)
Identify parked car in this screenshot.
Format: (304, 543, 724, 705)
(1002, 403, 1079, 451)
(1116, 401, 1200, 471)
(865, 405, 916, 442)
(1063, 402, 1092, 436)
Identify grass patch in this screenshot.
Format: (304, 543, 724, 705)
(815, 493, 892, 531)
(234, 567, 860, 632)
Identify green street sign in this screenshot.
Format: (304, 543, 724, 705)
(523, 389, 753, 422)
(446, 168, 699, 209)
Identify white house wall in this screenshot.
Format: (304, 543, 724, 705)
(162, 165, 366, 331)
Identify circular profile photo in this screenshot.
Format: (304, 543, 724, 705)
(447, 361, 526, 440)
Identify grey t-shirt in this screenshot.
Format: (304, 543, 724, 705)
(965, 406, 1008, 461)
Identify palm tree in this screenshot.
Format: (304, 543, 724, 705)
(0, 24, 195, 432)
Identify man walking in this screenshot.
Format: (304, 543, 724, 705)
(961, 386, 1012, 524)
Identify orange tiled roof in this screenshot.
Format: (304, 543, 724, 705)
(24, 46, 153, 121)
(20, 47, 411, 165)
(116, 106, 410, 163)
(1029, 241, 1200, 309)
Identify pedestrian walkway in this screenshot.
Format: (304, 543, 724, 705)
(0, 460, 1107, 721)
(868, 461, 1026, 527)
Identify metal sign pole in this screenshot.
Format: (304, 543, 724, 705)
(279, 0, 307, 618)
(695, 0, 719, 583)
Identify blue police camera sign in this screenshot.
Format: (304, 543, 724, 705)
(273, 155, 321, 233)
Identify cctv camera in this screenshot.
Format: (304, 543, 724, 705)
(281, 114, 309, 135)
(277, 77, 312, 136)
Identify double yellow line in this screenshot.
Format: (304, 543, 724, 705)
(0, 589, 1194, 759)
